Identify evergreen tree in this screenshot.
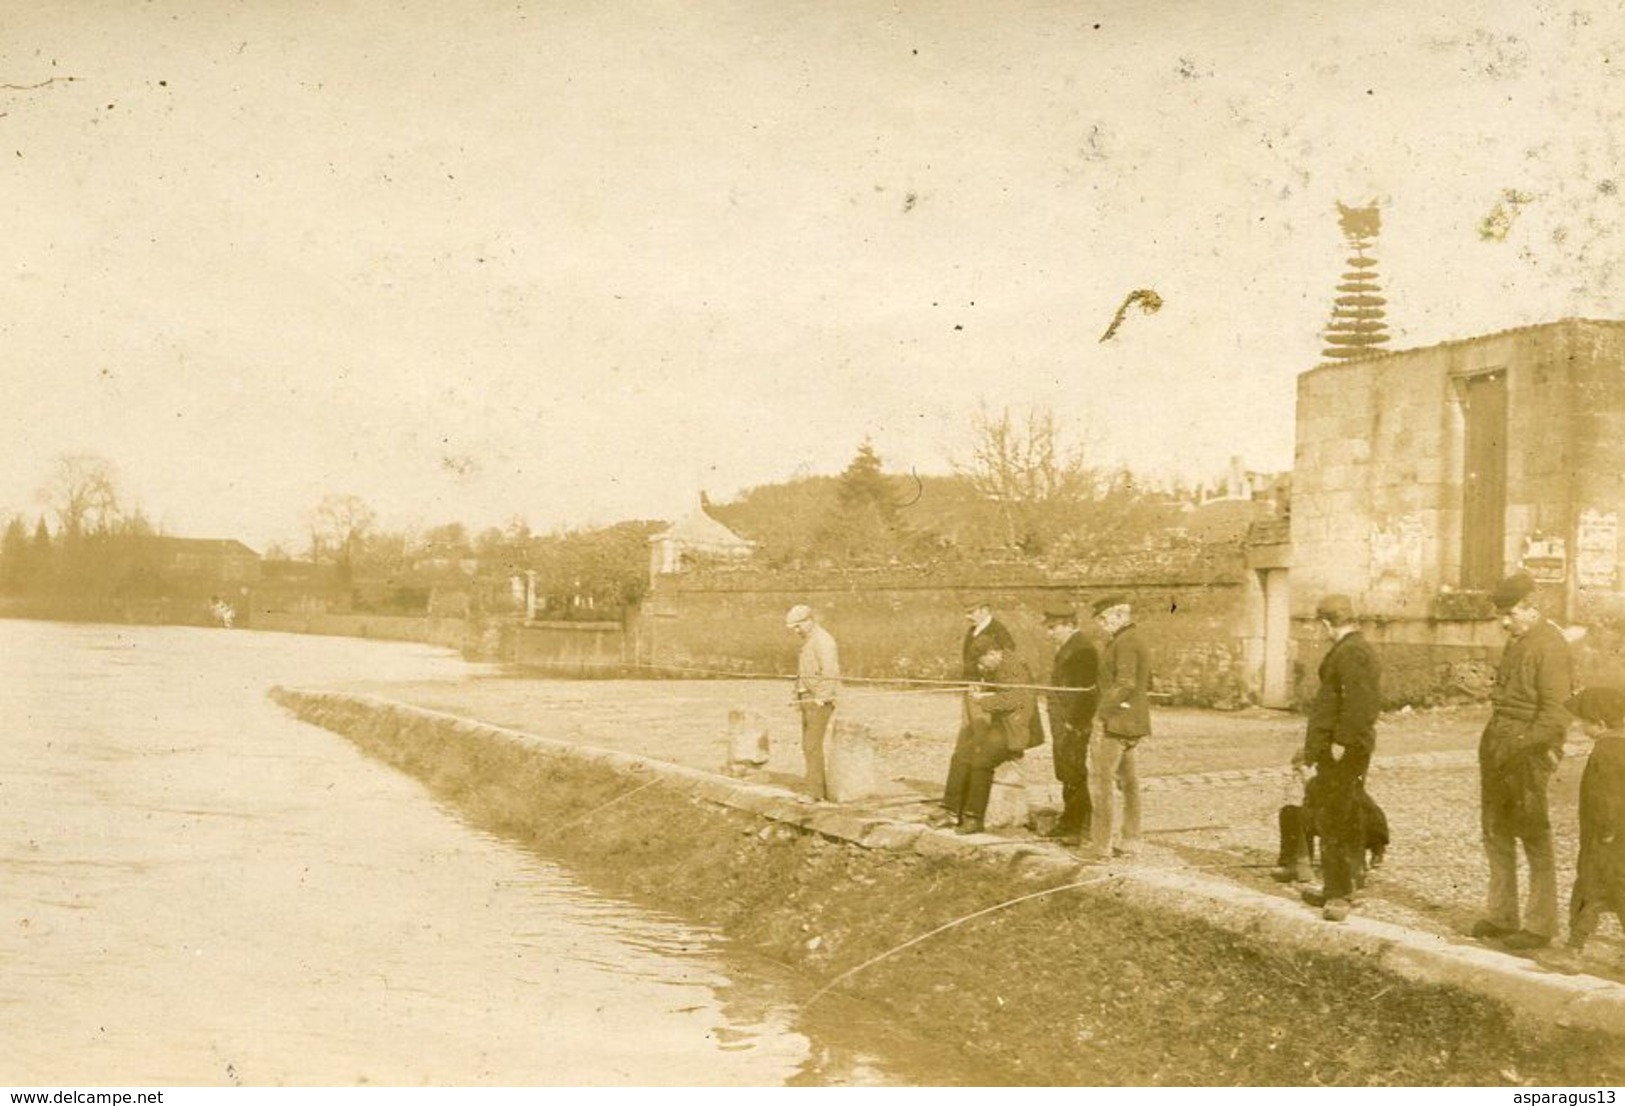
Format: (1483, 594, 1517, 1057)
(30, 517, 54, 593)
(0, 517, 29, 593)
(815, 440, 911, 565)
(835, 440, 896, 520)
(1321, 202, 1392, 362)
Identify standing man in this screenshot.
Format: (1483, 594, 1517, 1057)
(1474, 572, 1573, 951)
(1088, 595, 1150, 858)
(943, 599, 1018, 815)
(786, 604, 840, 803)
(1042, 605, 1099, 845)
(1298, 594, 1381, 923)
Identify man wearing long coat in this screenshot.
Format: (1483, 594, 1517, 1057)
(1043, 605, 1099, 843)
(1088, 595, 1150, 857)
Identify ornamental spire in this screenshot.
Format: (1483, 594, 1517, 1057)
(1320, 202, 1391, 362)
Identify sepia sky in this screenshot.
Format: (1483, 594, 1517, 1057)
(3, 0, 1624, 550)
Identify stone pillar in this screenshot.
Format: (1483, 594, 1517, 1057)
(724, 708, 771, 776)
(826, 720, 879, 802)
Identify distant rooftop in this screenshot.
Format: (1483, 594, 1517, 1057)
(148, 536, 260, 558)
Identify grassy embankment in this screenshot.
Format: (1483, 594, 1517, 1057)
(273, 690, 1625, 1086)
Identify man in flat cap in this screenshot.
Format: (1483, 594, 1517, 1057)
(1042, 604, 1099, 844)
(1298, 594, 1381, 923)
(1088, 594, 1150, 857)
(1473, 572, 1573, 950)
(786, 604, 840, 803)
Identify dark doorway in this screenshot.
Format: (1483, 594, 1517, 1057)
(1460, 371, 1508, 590)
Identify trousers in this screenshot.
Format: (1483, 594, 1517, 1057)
(1314, 747, 1370, 902)
(1089, 730, 1141, 852)
(1052, 723, 1092, 833)
(943, 719, 1011, 821)
(1481, 762, 1557, 937)
(798, 701, 834, 801)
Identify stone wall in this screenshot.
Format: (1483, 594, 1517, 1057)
(251, 610, 468, 650)
(513, 620, 629, 674)
(640, 555, 1259, 707)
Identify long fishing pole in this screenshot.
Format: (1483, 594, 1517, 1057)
(805, 874, 1119, 1006)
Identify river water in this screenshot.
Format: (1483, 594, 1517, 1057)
(0, 620, 975, 1086)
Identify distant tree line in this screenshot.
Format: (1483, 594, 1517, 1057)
(0, 455, 166, 603)
(6, 410, 1283, 620)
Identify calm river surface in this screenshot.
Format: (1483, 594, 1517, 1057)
(0, 620, 976, 1086)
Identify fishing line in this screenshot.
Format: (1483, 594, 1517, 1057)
(804, 873, 1119, 1007)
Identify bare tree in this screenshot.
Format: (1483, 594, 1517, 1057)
(309, 494, 377, 576)
(38, 453, 121, 538)
(953, 404, 1098, 552)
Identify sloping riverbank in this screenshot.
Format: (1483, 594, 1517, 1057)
(270, 688, 1625, 1086)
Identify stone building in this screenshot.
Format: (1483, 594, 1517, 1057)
(148, 536, 262, 589)
(1291, 317, 1625, 700)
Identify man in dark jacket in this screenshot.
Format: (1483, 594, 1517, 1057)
(1298, 594, 1381, 922)
(943, 600, 1019, 813)
(944, 645, 1043, 835)
(1088, 595, 1151, 858)
(1042, 605, 1099, 844)
(1474, 572, 1573, 951)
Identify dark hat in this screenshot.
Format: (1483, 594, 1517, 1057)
(964, 597, 993, 611)
(1091, 594, 1130, 616)
(1566, 687, 1625, 728)
(1314, 594, 1357, 625)
(1491, 572, 1538, 611)
(1041, 605, 1077, 625)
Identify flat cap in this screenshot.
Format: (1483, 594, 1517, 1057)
(1566, 686, 1625, 728)
(784, 604, 813, 626)
(1491, 572, 1538, 611)
(1041, 605, 1077, 625)
(1091, 594, 1130, 617)
(1313, 594, 1357, 625)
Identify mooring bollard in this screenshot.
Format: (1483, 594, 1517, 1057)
(826, 720, 879, 802)
(984, 757, 1029, 829)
